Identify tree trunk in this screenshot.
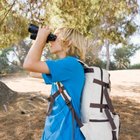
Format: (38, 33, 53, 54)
(105, 40, 110, 70)
(0, 81, 17, 106)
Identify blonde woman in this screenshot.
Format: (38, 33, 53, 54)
(23, 26, 86, 140)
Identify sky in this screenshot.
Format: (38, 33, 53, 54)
(130, 0, 140, 64)
(130, 34, 140, 64)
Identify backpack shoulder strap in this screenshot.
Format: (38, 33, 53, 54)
(57, 82, 83, 140)
(57, 82, 83, 128)
(77, 59, 89, 68)
(77, 59, 94, 73)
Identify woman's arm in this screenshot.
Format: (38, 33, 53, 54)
(29, 72, 42, 79)
(23, 26, 50, 74)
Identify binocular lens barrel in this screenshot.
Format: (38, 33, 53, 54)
(28, 24, 38, 34)
(28, 24, 57, 42)
(30, 34, 36, 40)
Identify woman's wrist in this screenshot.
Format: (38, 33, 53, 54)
(32, 39, 46, 49)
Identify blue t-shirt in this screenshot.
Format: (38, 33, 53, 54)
(41, 56, 85, 140)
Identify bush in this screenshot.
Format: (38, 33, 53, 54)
(109, 62, 117, 70)
(128, 64, 140, 69)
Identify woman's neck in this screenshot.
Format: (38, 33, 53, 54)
(57, 52, 67, 59)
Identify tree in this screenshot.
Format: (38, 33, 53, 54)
(0, 0, 139, 69)
(47, 0, 138, 69)
(0, 48, 10, 74)
(113, 45, 140, 69)
(11, 40, 31, 66)
(0, 40, 31, 74)
(0, 0, 28, 48)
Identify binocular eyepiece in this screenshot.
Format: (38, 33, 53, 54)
(28, 24, 57, 43)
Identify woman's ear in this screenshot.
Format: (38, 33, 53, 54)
(64, 40, 72, 47)
(61, 40, 72, 54)
(67, 40, 72, 46)
(66, 40, 72, 52)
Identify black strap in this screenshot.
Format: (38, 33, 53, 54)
(78, 60, 94, 73)
(89, 119, 109, 122)
(57, 82, 83, 140)
(109, 73, 111, 91)
(84, 68, 94, 73)
(104, 108, 116, 130)
(103, 88, 115, 113)
(90, 103, 108, 108)
(57, 82, 83, 127)
(93, 79, 110, 88)
(112, 131, 117, 140)
(46, 96, 54, 116)
(46, 86, 64, 115)
(100, 68, 104, 112)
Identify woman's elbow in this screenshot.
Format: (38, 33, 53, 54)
(23, 60, 33, 71)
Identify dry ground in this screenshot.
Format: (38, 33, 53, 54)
(0, 70, 140, 140)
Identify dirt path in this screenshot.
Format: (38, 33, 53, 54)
(1, 70, 140, 102)
(1, 76, 51, 96)
(109, 70, 140, 103)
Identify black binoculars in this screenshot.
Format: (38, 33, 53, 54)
(28, 24, 57, 43)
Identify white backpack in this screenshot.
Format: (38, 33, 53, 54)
(47, 61, 120, 140)
(79, 62, 120, 140)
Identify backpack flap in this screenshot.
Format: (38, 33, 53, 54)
(81, 66, 110, 121)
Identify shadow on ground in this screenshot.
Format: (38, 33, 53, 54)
(0, 81, 140, 140)
(112, 96, 140, 140)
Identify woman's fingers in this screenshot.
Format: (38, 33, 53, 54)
(36, 25, 51, 44)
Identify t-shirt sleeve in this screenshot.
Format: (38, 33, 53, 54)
(42, 73, 52, 84)
(42, 58, 72, 83)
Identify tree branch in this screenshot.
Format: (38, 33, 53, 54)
(93, 0, 104, 21)
(0, 0, 16, 25)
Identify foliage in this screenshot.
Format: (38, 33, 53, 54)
(0, 49, 10, 74)
(84, 51, 117, 70)
(1, 0, 138, 47)
(128, 63, 140, 69)
(0, 0, 139, 70)
(0, 47, 20, 74)
(113, 45, 140, 69)
(0, 0, 28, 48)
(0, 40, 31, 74)
(46, 0, 138, 44)
(12, 40, 31, 66)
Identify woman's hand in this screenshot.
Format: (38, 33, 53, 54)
(35, 26, 51, 46)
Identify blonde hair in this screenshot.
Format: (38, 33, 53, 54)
(55, 27, 86, 61)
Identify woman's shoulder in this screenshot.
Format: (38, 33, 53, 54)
(64, 56, 84, 73)
(62, 56, 80, 66)
(63, 56, 78, 62)
(52, 56, 82, 70)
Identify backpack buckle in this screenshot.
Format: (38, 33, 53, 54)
(66, 99, 71, 105)
(59, 87, 63, 93)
